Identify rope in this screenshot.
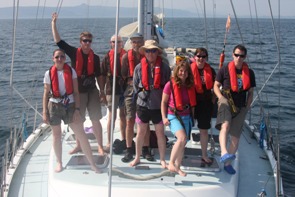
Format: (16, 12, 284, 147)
(112, 168, 175, 181)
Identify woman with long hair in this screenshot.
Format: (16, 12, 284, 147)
(161, 59, 196, 176)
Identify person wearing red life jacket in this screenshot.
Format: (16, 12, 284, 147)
(100, 35, 127, 152)
(51, 13, 105, 156)
(161, 60, 196, 176)
(214, 44, 256, 175)
(121, 33, 151, 162)
(130, 40, 171, 168)
(43, 49, 100, 173)
(191, 48, 216, 164)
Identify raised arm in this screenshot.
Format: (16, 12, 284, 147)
(51, 12, 61, 43)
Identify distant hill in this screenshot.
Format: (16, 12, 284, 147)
(0, 4, 198, 19)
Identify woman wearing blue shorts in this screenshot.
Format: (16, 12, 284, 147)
(161, 59, 196, 176)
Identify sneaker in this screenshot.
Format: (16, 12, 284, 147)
(121, 152, 133, 163)
(224, 164, 236, 175)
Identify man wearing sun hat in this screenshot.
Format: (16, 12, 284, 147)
(130, 40, 171, 168)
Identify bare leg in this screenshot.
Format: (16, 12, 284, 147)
(126, 118, 135, 148)
(143, 126, 150, 147)
(51, 125, 63, 172)
(219, 121, 230, 156)
(70, 122, 100, 173)
(168, 129, 187, 176)
(130, 123, 148, 166)
(200, 129, 212, 163)
(91, 119, 104, 155)
(68, 140, 82, 155)
(119, 107, 126, 140)
(107, 108, 117, 147)
(174, 147, 186, 176)
(154, 123, 167, 168)
(224, 135, 240, 166)
(69, 121, 104, 155)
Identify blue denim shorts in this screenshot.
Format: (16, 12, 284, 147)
(167, 114, 192, 140)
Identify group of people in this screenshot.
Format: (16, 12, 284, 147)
(43, 13, 256, 176)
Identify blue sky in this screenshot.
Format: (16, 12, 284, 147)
(0, 0, 294, 18)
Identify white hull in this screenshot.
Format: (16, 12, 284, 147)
(3, 113, 280, 197)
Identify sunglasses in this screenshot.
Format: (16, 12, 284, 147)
(234, 53, 246, 58)
(54, 55, 65, 59)
(145, 49, 158, 53)
(196, 55, 207, 58)
(111, 41, 122, 43)
(82, 39, 92, 43)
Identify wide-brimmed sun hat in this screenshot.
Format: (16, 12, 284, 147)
(139, 40, 162, 55)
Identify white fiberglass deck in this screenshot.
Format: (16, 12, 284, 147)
(5, 117, 276, 197)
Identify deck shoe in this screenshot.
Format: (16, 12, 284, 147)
(121, 151, 133, 163)
(220, 153, 236, 163)
(142, 146, 154, 161)
(224, 164, 236, 174)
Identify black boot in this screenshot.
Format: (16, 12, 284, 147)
(121, 147, 134, 163)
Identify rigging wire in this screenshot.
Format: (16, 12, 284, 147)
(202, 0, 208, 50)
(108, 1, 121, 196)
(192, 0, 205, 47)
(229, 0, 244, 45)
(212, 0, 217, 53)
(252, 0, 270, 117)
(9, 0, 20, 132)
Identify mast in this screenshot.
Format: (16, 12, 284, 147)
(138, 0, 144, 35)
(138, 0, 154, 40)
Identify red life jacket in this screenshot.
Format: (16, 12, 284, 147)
(191, 62, 213, 93)
(75, 48, 94, 77)
(228, 61, 251, 92)
(108, 48, 126, 76)
(171, 78, 196, 111)
(141, 56, 162, 90)
(50, 64, 73, 97)
(127, 49, 143, 77)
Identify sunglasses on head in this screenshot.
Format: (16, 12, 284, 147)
(145, 49, 158, 53)
(234, 53, 246, 58)
(54, 55, 65, 59)
(82, 39, 92, 43)
(196, 55, 207, 58)
(111, 41, 122, 43)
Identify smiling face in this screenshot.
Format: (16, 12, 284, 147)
(79, 32, 93, 53)
(52, 49, 66, 69)
(232, 48, 246, 68)
(144, 48, 159, 64)
(194, 48, 208, 68)
(110, 35, 123, 52)
(177, 65, 188, 83)
(130, 37, 144, 52)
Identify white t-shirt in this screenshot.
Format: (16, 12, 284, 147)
(43, 67, 77, 103)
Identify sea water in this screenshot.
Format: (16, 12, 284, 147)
(0, 17, 294, 196)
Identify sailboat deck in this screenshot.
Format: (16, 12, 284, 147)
(5, 116, 276, 197)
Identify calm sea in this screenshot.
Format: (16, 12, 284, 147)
(0, 17, 294, 196)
